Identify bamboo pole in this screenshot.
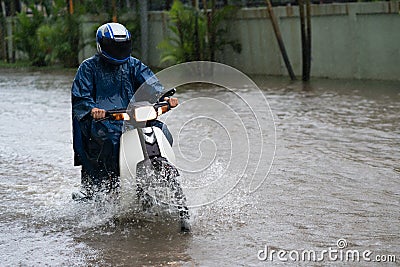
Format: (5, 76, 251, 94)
(265, 0, 296, 80)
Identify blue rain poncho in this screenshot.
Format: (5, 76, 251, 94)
(71, 55, 165, 184)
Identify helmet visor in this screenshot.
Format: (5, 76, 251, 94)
(101, 38, 132, 60)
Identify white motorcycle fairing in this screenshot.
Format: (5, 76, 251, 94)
(119, 126, 175, 202)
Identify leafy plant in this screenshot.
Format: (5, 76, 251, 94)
(13, 0, 141, 67)
(158, 0, 241, 65)
(49, 11, 81, 67)
(14, 6, 47, 66)
(13, 0, 81, 67)
(205, 4, 242, 61)
(158, 0, 206, 64)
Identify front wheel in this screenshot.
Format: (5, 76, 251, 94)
(136, 157, 190, 232)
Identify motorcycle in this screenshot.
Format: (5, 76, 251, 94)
(73, 89, 191, 232)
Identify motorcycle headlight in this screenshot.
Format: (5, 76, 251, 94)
(134, 106, 157, 122)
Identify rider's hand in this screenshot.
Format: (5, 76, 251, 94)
(165, 97, 179, 108)
(91, 108, 106, 120)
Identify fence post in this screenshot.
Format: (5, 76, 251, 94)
(265, 0, 296, 80)
(305, 0, 311, 80)
(299, 0, 312, 81)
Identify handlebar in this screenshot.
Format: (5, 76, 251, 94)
(94, 88, 176, 122)
(95, 101, 171, 122)
(160, 88, 176, 100)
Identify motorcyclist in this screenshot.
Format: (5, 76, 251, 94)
(71, 22, 178, 199)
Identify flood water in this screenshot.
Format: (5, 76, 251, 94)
(0, 69, 399, 266)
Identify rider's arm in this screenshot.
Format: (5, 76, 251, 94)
(71, 59, 98, 121)
(130, 59, 179, 108)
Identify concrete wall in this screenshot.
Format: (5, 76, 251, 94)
(146, 1, 400, 80)
(2, 0, 400, 80)
(13, 1, 396, 80)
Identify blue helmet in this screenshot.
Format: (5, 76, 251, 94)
(96, 23, 132, 65)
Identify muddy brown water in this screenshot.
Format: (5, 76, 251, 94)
(0, 69, 399, 266)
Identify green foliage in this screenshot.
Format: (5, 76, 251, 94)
(13, 0, 141, 67)
(14, 7, 47, 66)
(158, 0, 206, 64)
(14, 1, 81, 67)
(158, 0, 241, 65)
(36, 24, 55, 64)
(80, 0, 106, 14)
(49, 13, 81, 67)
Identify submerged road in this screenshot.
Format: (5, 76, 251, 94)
(0, 69, 399, 265)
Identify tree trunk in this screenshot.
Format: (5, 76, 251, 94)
(68, 0, 74, 15)
(112, 0, 117, 22)
(194, 10, 201, 60)
(9, 0, 16, 63)
(209, 0, 216, 61)
(0, 1, 6, 61)
(139, 0, 148, 63)
(201, 0, 209, 60)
